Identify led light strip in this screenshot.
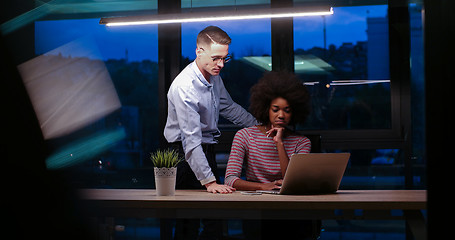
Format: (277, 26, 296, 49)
(100, 7, 333, 26)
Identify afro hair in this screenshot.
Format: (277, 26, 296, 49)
(249, 71, 311, 126)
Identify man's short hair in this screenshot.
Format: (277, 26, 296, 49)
(197, 26, 231, 47)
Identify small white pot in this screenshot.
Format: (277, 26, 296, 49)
(154, 167, 177, 196)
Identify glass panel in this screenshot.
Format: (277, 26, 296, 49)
(293, 5, 391, 130)
(34, 18, 159, 188)
(181, 20, 271, 129)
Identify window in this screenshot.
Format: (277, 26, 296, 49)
(294, 5, 391, 130)
(9, 0, 422, 192)
(2, 1, 427, 239)
(291, 3, 424, 192)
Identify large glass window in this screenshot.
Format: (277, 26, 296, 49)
(2, 1, 426, 239)
(33, 19, 159, 188)
(294, 5, 390, 130)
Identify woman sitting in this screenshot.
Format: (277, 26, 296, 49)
(225, 71, 315, 239)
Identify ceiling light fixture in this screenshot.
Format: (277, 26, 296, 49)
(100, 6, 333, 26)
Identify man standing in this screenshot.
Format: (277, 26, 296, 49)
(164, 26, 258, 239)
(164, 25, 258, 193)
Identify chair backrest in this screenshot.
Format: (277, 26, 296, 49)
(305, 134, 322, 153)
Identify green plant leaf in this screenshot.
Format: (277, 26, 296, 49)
(150, 149, 182, 168)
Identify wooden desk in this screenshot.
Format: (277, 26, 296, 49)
(79, 189, 427, 239)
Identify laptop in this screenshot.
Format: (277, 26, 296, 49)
(256, 153, 350, 195)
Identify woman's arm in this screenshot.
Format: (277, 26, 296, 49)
(226, 127, 285, 191)
(225, 129, 248, 187)
(232, 178, 282, 191)
(267, 126, 290, 176)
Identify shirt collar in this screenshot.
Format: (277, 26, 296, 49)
(191, 61, 212, 87)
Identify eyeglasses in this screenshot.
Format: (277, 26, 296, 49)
(198, 47, 231, 63)
(211, 55, 231, 64)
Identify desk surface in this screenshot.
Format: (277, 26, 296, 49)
(79, 189, 426, 210)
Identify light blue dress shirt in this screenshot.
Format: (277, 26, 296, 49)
(164, 61, 258, 185)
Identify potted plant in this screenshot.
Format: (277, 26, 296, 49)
(150, 149, 182, 196)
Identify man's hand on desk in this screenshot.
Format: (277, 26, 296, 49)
(205, 182, 236, 194)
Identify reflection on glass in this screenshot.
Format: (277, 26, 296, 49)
(18, 37, 121, 139)
(34, 19, 159, 185)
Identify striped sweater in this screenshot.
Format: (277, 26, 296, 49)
(225, 126, 311, 187)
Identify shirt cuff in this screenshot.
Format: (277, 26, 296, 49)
(224, 176, 239, 187)
(200, 176, 216, 186)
